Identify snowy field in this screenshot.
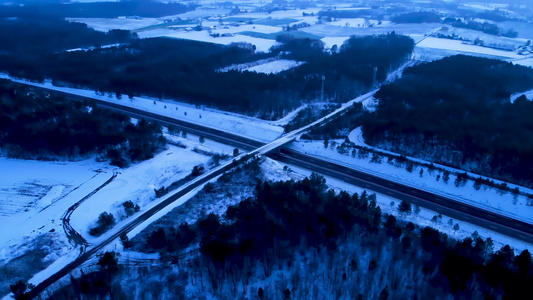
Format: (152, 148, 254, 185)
(301, 23, 443, 37)
(69, 144, 209, 240)
(514, 57, 533, 67)
(136, 28, 278, 52)
(0, 129, 244, 298)
(320, 36, 350, 48)
(243, 59, 304, 74)
(283, 146, 533, 253)
(328, 18, 391, 28)
(0, 74, 285, 143)
(0, 158, 110, 260)
(417, 37, 523, 59)
(67, 17, 162, 32)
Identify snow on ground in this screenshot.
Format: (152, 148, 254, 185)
(169, 8, 230, 20)
(290, 131, 533, 226)
(328, 18, 390, 28)
(514, 57, 533, 67)
(302, 22, 443, 37)
(1, 131, 240, 297)
(69, 143, 212, 240)
(0, 74, 285, 143)
(232, 8, 322, 20)
(136, 28, 278, 52)
(417, 37, 523, 59)
(212, 24, 280, 34)
(320, 36, 350, 48)
(242, 59, 304, 74)
(511, 89, 533, 102)
(269, 104, 307, 126)
(276, 158, 533, 253)
(0, 158, 110, 260)
(67, 17, 162, 32)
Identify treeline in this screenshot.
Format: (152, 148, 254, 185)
(132, 171, 533, 298)
(0, 17, 137, 55)
(443, 18, 518, 38)
(0, 0, 196, 18)
(317, 9, 373, 19)
(362, 55, 533, 184)
(47, 164, 533, 298)
(391, 11, 442, 23)
(272, 33, 414, 103)
(0, 16, 414, 118)
(0, 80, 165, 166)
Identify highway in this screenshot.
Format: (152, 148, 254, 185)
(37, 84, 533, 244)
(17, 83, 533, 299)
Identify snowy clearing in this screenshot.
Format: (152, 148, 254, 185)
(279, 159, 533, 253)
(67, 17, 162, 32)
(417, 37, 523, 59)
(136, 28, 278, 53)
(0, 74, 285, 143)
(0, 157, 110, 260)
(69, 144, 210, 240)
(242, 59, 304, 74)
(514, 57, 533, 67)
(320, 36, 351, 48)
(302, 23, 443, 37)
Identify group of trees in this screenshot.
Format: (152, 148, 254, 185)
(130, 171, 533, 298)
(0, 17, 138, 56)
(391, 11, 442, 23)
(443, 18, 518, 37)
(362, 55, 533, 184)
(44, 162, 533, 298)
(0, 15, 414, 119)
(0, 0, 196, 19)
(0, 80, 165, 165)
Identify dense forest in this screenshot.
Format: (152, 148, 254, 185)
(48, 163, 533, 299)
(362, 55, 533, 185)
(0, 17, 138, 55)
(391, 11, 442, 23)
(0, 80, 165, 166)
(0, 0, 196, 18)
(0, 15, 414, 118)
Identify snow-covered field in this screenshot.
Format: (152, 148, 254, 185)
(320, 36, 350, 48)
(514, 57, 533, 67)
(302, 23, 443, 37)
(136, 28, 278, 52)
(0, 158, 110, 260)
(417, 37, 523, 59)
(243, 59, 304, 74)
(288, 127, 533, 227)
(67, 17, 162, 32)
(69, 145, 209, 239)
(282, 152, 533, 253)
(0, 74, 285, 143)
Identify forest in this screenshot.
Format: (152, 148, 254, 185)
(0, 80, 165, 166)
(47, 163, 533, 299)
(362, 55, 533, 185)
(0, 0, 196, 19)
(390, 11, 442, 23)
(0, 15, 414, 118)
(0, 17, 138, 55)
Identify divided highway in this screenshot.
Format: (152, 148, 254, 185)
(19, 83, 533, 299)
(39, 85, 533, 245)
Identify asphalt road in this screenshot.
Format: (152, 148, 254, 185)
(29, 84, 533, 244)
(19, 83, 533, 299)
